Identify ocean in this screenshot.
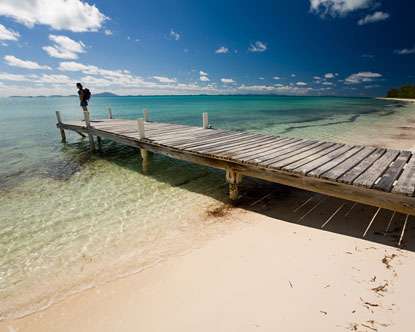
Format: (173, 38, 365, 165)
(0, 95, 412, 320)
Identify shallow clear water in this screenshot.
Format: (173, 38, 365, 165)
(0, 95, 412, 320)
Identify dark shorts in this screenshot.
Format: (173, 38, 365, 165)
(80, 100, 88, 107)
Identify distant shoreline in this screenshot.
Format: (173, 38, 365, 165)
(376, 97, 415, 103)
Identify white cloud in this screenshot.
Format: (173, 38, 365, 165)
(169, 29, 180, 41)
(0, 72, 32, 81)
(248, 41, 267, 53)
(200, 75, 210, 82)
(0, 24, 19, 41)
(358, 11, 389, 25)
(296, 81, 308, 86)
(199, 70, 208, 76)
(0, 0, 107, 32)
(291, 73, 296, 77)
(313, 76, 322, 80)
(322, 81, 334, 85)
(221, 78, 235, 84)
(43, 34, 85, 60)
(4, 55, 51, 70)
(215, 46, 229, 54)
(324, 73, 335, 79)
(345, 71, 382, 84)
(309, 0, 376, 17)
(273, 76, 280, 80)
(394, 46, 415, 55)
(37, 74, 72, 84)
(152, 76, 176, 83)
(238, 84, 311, 95)
(104, 29, 112, 36)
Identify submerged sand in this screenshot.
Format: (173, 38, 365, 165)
(2, 102, 415, 331)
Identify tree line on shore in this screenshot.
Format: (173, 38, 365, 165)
(386, 85, 415, 98)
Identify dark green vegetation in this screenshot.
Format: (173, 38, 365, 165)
(386, 85, 415, 99)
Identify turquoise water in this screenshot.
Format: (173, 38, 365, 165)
(0, 95, 411, 320)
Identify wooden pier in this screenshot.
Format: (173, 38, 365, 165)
(56, 110, 415, 216)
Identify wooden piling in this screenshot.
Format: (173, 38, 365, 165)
(55, 111, 66, 143)
(226, 168, 242, 200)
(97, 136, 102, 152)
(140, 148, 150, 174)
(137, 119, 145, 139)
(203, 112, 209, 129)
(143, 109, 149, 122)
(108, 107, 113, 119)
(83, 111, 96, 152)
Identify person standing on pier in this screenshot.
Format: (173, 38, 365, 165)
(76, 83, 91, 112)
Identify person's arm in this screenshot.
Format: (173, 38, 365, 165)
(78, 90, 83, 101)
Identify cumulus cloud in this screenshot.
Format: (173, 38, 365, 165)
(394, 46, 415, 55)
(358, 11, 389, 25)
(215, 46, 229, 54)
(0, 0, 107, 32)
(0, 24, 19, 41)
(199, 70, 210, 82)
(273, 76, 280, 80)
(296, 81, 308, 86)
(152, 76, 176, 83)
(43, 34, 85, 60)
(221, 78, 235, 84)
(104, 29, 112, 36)
(169, 29, 180, 41)
(238, 84, 311, 95)
(4, 55, 51, 70)
(324, 73, 335, 79)
(309, 0, 376, 17)
(248, 41, 267, 53)
(345, 71, 382, 84)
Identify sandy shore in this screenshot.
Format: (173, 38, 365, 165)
(2, 186, 415, 332)
(376, 97, 415, 103)
(2, 104, 415, 332)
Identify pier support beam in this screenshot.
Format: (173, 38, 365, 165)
(55, 111, 66, 143)
(140, 148, 150, 174)
(226, 168, 242, 201)
(143, 109, 149, 122)
(107, 107, 113, 119)
(203, 112, 208, 129)
(83, 110, 96, 152)
(97, 136, 103, 152)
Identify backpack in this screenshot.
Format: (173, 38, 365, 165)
(83, 88, 91, 101)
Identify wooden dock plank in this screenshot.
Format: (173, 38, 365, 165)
(338, 149, 386, 184)
(374, 151, 412, 192)
(353, 150, 400, 188)
(283, 143, 344, 171)
(392, 154, 415, 196)
(270, 142, 336, 169)
(232, 137, 301, 160)
(308, 146, 363, 177)
(320, 146, 376, 180)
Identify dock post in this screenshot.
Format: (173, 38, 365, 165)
(226, 168, 242, 201)
(203, 112, 208, 129)
(108, 107, 113, 119)
(137, 119, 149, 173)
(55, 111, 66, 143)
(83, 110, 96, 152)
(143, 109, 149, 122)
(97, 136, 102, 152)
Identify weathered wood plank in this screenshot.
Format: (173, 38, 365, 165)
(232, 137, 301, 160)
(215, 136, 283, 157)
(197, 134, 268, 154)
(353, 150, 400, 188)
(320, 146, 376, 180)
(338, 149, 386, 184)
(270, 142, 336, 169)
(374, 151, 412, 192)
(308, 146, 363, 177)
(284, 144, 344, 171)
(392, 154, 415, 196)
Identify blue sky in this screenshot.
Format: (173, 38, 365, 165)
(0, 0, 414, 96)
